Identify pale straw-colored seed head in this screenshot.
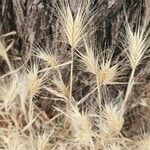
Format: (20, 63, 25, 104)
(79, 42, 121, 85)
(0, 73, 22, 110)
(100, 102, 124, 138)
(26, 63, 45, 97)
(36, 129, 53, 150)
(98, 56, 120, 85)
(52, 78, 70, 98)
(34, 47, 59, 68)
(17, 74, 29, 114)
(57, 3, 82, 48)
(70, 108, 94, 147)
(57, 106, 94, 148)
(123, 21, 150, 69)
(56, 1, 94, 48)
(79, 41, 99, 75)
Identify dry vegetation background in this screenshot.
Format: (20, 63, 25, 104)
(0, 0, 150, 149)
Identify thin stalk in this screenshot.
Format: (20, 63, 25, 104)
(57, 68, 64, 85)
(21, 99, 28, 122)
(69, 47, 74, 100)
(29, 96, 34, 123)
(77, 84, 102, 106)
(122, 68, 135, 110)
(96, 74, 102, 111)
(6, 57, 13, 71)
(27, 96, 34, 137)
(57, 68, 70, 128)
(38, 61, 72, 73)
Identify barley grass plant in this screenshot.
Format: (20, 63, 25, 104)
(0, 0, 150, 150)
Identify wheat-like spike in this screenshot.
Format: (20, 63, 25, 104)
(36, 129, 53, 150)
(99, 102, 124, 139)
(122, 19, 150, 110)
(79, 42, 122, 85)
(70, 109, 94, 149)
(56, 0, 92, 48)
(56, 0, 97, 100)
(55, 105, 95, 149)
(0, 73, 23, 111)
(124, 22, 150, 69)
(34, 46, 59, 68)
(78, 41, 99, 75)
(52, 77, 70, 98)
(26, 63, 46, 98)
(18, 73, 29, 117)
(98, 57, 120, 85)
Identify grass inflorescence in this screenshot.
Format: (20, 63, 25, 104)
(0, 0, 150, 149)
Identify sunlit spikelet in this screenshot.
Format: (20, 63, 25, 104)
(34, 47, 59, 68)
(52, 77, 70, 98)
(98, 56, 120, 85)
(124, 22, 150, 69)
(56, 1, 92, 48)
(79, 42, 99, 75)
(69, 107, 94, 148)
(0, 74, 22, 110)
(100, 102, 124, 138)
(18, 74, 29, 115)
(79, 42, 121, 85)
(36, 129, 53, 150)
(26, 63, 45, 97)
